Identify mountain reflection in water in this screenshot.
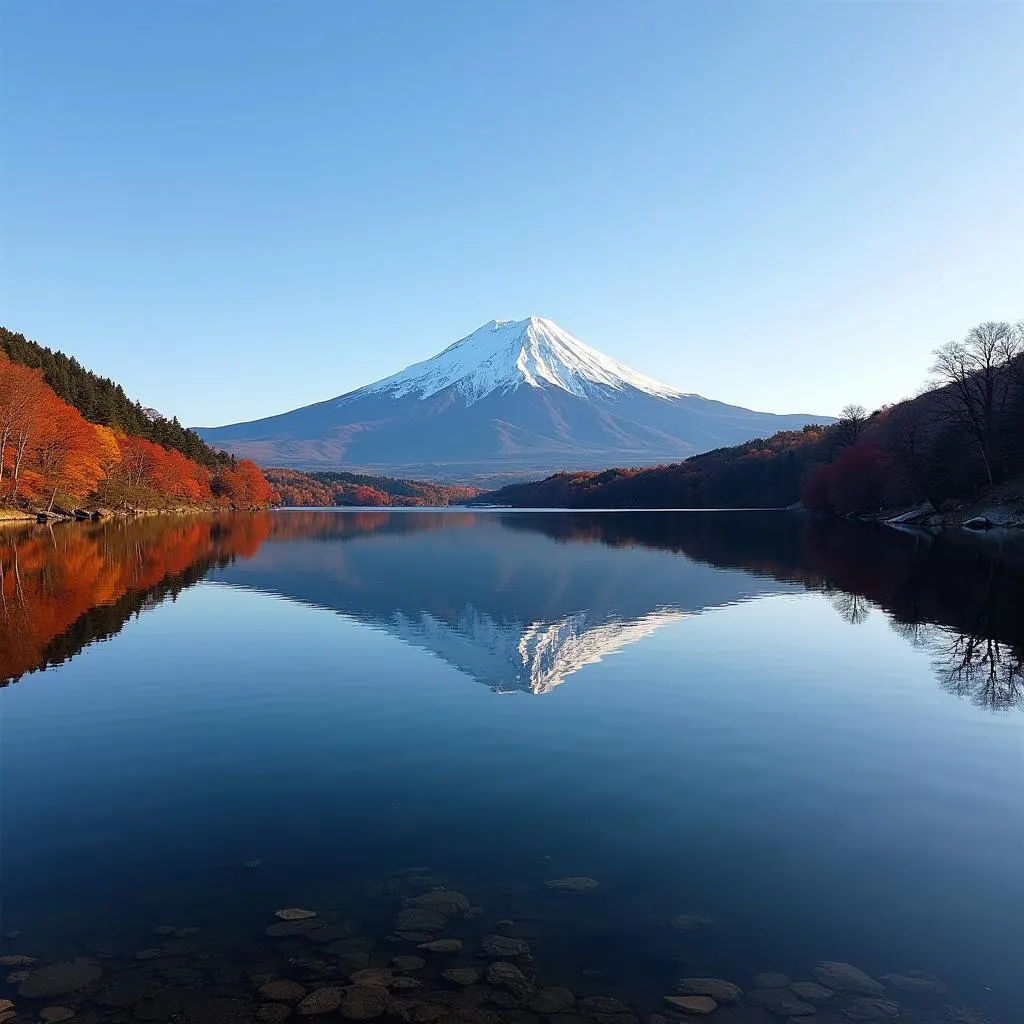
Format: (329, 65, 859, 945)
(3, 509, 1022, 709)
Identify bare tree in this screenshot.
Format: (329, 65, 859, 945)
(832, 403, 869, 449)
(930, 321, 1021, 486)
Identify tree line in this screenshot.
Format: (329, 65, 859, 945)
(478, 320, 1024, 515)
(266, 467, 478, 507)
(1, 352, 274, 511)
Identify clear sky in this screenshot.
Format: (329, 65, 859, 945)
(2, 1, 1022, 426)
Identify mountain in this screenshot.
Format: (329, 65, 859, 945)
(197, 317, 832, 480)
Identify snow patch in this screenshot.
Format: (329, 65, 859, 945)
(349, 317, 688, 407)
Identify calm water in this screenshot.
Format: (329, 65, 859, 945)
(1, 510, 1022, 1023)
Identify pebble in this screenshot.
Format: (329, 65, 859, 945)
(0, 1002, 12, 1014)
(391, 977, 422, 991)
(417, 939, 464, 953)
(544, 877, 600, 892)
(442, 967, 482, 986)
(790, 983, 834, 1003)
(677, 979, 743, 1004)
(404, 890, 470, 915)
(486, 962, 533, 999)
(39, 1009, 76, 1023)
(276, 908, 317, 921)
(663, 996, 717, 1015)
(297, 987, 344, 1015)
(481, 934, 531, 959)
(391, 956, 425, 973)
(350, 968, 393, 987)
(812, 963, 883, 997)
(339, 984, 389, 1020)
(260, 980, 307, 1003)
(755, 974, 792, 990)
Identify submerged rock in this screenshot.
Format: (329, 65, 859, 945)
(544, 877, 600, 892)
(486, 962, 533, 1000)
(481, 935, 531, 959)
(405, 890, 471, 915)
(339, 984, 389, 1019)
(350, 968, 394, 987)
(530, 988, 575, 1013)
(394, 908, 448, 933)
(442, 967, 482, 986)
(417, 939, 464, 954)
(578, 996, 632, 1015)
(297, 987, 344, 1015)
(39, 1009, 75, 1023)
(663, 996, 717, 1015)
(790, 983, 833, 1003)
(841, 999, 899, 1022)
(260, 980, 308, 1003)
(943, 1005, 990, 1024)
(18, 959, 103, 998)
(879, 971, 946, 997)
(134, 949, 162, 962)
(277, 908, 318, 922)
(749, 989, 816, 1017)
(267, 920, 321, 938)
(391, 977, 422, 991)
(677, 979, 743, 1003)
(392, 956, 426, 973)
(0, 956, 36, 967)
(812, 964, 883, 997)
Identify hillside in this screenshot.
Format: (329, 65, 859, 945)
(266, 467, 478, 507)
(1, 328, 274, 513)
(477, 320, 1024, 516)
(197, 317, 831, 478)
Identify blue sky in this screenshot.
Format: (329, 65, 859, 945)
(3, 1, 1022, 426)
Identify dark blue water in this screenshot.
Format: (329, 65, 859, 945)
(2, 511, 1021, 1023)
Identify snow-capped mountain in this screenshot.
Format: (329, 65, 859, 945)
(197, 317, 830, 478)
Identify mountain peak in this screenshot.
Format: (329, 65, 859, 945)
(360, 317, 687, 406)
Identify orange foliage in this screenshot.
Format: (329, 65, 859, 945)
(0, 514, 272, 684)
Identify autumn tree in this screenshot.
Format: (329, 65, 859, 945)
(0, 358, 50, 494)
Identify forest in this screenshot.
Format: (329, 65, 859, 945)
(265, 467, 478, 507)
(478, 320, 1024, 516)
(1, 330, 274, 513)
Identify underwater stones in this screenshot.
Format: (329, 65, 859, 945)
(406, 890, 471, 915)
(677, 980, 743, 1004)
(277, 908, 318, 922)
(481, 935, 530, 959)
(267, 920, 321, 938)
(18, 959, 103, 998)
(669, 916, 717, 932)
(134, 948, 162, 962)
(392, 956, 426, 973)
(0, 1002, 12, 1014)
(841, 1000, 899, 1022)
(39, 1008, 76, 1023)
(790, 983, 834, 1003)
(392, 931, 437, 944)
(260, 980, 308, 1002)
(417, 939, 464, 954)
(663, 996, 717, 1015)
(544, 877, 600, 892)
(442, 967, 482, 986)
(486, 962, 533, 1000)
(0, 955, 36, 967)
(812, 964, 883, 997)
(749, 990, 817, 1017)
(530, 988, 576, 1013)
(391, 977, 422, 991)
(258, 1006, 292, 1024)
(880, 972, 946, 997)
(297, 987, 345, 1015)
(755, 975, 792, 990)
(339, 984, 390, 1019)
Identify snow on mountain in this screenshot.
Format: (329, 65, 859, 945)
(196, 316, 833, 478)
(358, 316, 688, 405)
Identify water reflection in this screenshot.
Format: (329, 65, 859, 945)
(3, 510, 1023, 709)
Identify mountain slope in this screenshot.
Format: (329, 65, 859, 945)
(197, 317, 831, 478)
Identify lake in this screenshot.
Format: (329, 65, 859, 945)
(1, 510, 1021, 1024)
